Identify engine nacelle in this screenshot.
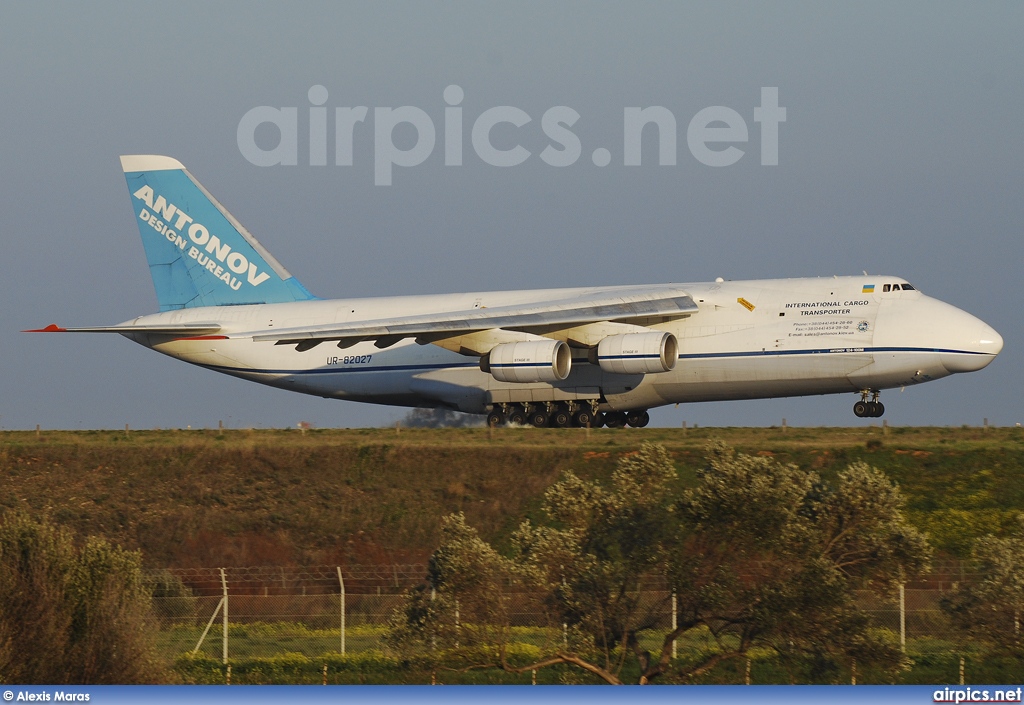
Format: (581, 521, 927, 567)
(597, 331, 678, 374)
(485, 340, 571, 383)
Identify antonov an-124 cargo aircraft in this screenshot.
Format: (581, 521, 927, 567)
(28, 156, 1003, 428)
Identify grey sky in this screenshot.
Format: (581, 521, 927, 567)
(2, 1, 1020, 430)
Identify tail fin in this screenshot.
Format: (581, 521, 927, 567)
(121, 155, 317, 311)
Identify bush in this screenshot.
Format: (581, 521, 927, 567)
(0, 512, 166, 683)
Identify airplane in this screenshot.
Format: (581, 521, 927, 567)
(27, 155, 1003, 428)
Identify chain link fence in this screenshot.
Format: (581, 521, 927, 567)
(146, 565, 426, 661)
(145, 562, 996, 672)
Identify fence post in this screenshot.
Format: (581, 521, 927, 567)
(959, 656, 965, 685)
(191, 596, 224, 654)
(897, 582, 905, 651)
(337, 566, 346, 655)
(671, 591, 677, 660)
(220, 567, 229, 665)
(561, 565, 568, 649)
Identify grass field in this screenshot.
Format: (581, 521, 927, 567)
(169, 622, 1011, 685)
(2, 425, 1023, 566)
(5, 426, 1023, 684)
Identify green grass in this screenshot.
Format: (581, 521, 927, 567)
(165, 621, 1021, 684)
(162, 622, 385, 660)
(3, 426, 1024, 566)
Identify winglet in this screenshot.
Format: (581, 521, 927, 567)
(23, 324, 67, 332)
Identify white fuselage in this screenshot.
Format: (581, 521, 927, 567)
(118, 275, 1002, 415)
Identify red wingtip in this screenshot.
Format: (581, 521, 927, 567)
(23, 324, 67, 333)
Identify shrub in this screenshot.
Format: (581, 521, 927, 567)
(0, 512, 166, 683)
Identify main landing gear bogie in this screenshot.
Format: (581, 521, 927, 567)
(487, 403, 648, 429)
(853, 391, 885, 418)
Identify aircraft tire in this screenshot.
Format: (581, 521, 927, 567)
(509, 407, 528, 426)
(573, 409, 594, 428)
(551, 406, 572, 428)
(486, 410, 505, 427)
(626, 410, 650, 428)
(529, 410, 549, 428)
(853, 401, 869, 418)
(629, 410, 650, 428)
(873, 402, 885, 417)
(605, 412, 627, 429)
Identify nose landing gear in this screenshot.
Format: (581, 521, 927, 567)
(853, 391, 885, 418)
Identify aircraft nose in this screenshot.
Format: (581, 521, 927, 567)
(938, 314, 1003, 373)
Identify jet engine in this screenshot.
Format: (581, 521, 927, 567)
(596, 331, 678, 374)
(484, 339, 571, 383)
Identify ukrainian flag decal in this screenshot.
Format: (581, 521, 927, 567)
(862, 284, 875, 293)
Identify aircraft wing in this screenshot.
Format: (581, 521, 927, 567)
(248, 286, 698, 351)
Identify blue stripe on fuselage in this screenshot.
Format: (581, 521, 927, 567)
(191, 345, 992, 377)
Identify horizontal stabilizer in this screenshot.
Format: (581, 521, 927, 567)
(24, 322, 223, 335)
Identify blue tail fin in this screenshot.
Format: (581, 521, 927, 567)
(121, 155, 317, 311)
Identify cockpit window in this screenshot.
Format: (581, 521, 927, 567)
(883, 284, 891, 292)
(901, 283, 915, 291)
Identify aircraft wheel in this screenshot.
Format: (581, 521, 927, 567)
(486, 410, 505, 427)
(508, 407, 528, 426)
(529, 410, 549, 428)
(626, 410, 650, 428)
(605, 412, 627, 429)
(551, 406, 572, 428)
(573, 409, 594, 428)
(853, 401, 869, 418)
(592, 412, 605, 428)
(873, 402, 885, 417)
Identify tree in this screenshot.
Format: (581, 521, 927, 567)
(659, 444, 928, 684)
(391, 442, 930, 684)
(941, 518, 1024, 658)
(0, 512, 165, 684)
